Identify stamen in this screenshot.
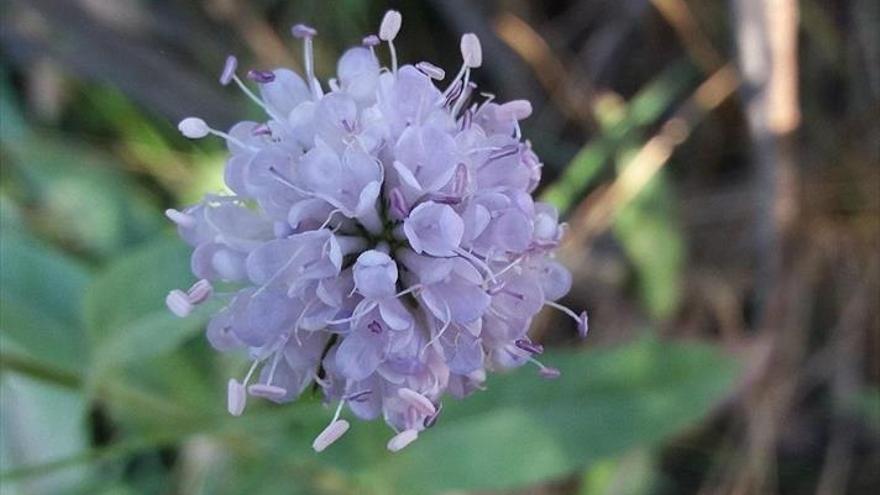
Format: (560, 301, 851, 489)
(227, 378, 247, 416)
(219, 55, 238, 86)
(539, 366, 561, 379)
(443, 78, 463, 103)
(416, 61, 445, 80)
(421, 302, 452, 355)
(394, 284, 422, 298)
(544, 301, 589, 337)
(230, 74, 284, 122)
(452, 81, 476, 116)
(388, 187, 410, 220)
(312, 419, 350, 452)
(515, 339, 544, 354)
(488, 144, 520, 162)
(527, 357, 560, 380)
(493, 256, 524, 279)
(178, 117, 210, 139)
(423, 402, 443, 428)
(165, 289, 193, 317)
(251, 123, 272, 136)
(423, 192, 461, 205)
(319, 209, 342, 231)
(164, 208, 195, 228)
(387, 429, 419, 452)
(344, 390, 372, 402)
(379, 10, 402, 73)
(398, 388, 436, 416)
(443, 67, 467, 100)
(486, 281, 505, 295)
(460, 33, 482, 68)
(186, 279, 213, 304)
(178, 116, 258, 151)
(452, 163, 469, 196)
(454, 247, 498, 284)
(246, 69, 276, 83)
(367, 320, 383, 334)
(247, 384, 287, 400)
(291, 23, 321, 97)
(459, 107, 473, 130)
(497, 100, 533, 121)
(362, 34, 379, 59)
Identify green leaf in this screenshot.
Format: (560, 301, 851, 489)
(540, 61, 697, 213)
(84, 237, 206, 370)
(328, 338, 738, 494)
(613, 172, 684, 320)
(1, 124, 164, 260)
(0, 230, 91, 372)
(0, 374, 92, 494)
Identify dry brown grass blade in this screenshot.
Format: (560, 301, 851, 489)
(560, 63, 739, 261)
(493, 12, 596, 129)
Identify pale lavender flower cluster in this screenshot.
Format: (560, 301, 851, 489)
(166, 11, 586, 453)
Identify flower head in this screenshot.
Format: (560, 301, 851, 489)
(166, 10, 586, 453)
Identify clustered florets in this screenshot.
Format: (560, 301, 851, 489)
(166, 10, 587, 453)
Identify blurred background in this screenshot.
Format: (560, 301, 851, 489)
(0, 0, 878, 494)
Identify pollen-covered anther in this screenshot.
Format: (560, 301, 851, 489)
(460, 33, 482, 68)
(362, 34, 380, 47)
(539, 367, 562, 380)
(164, 208, 195, 228)
(247, 384, 288, 400)
(178, 117, 210, 139)
(166, 289, 193, 317)
(378, 10, 402, 41)
(578, 311, 589, 337)
(312, 419, 350, 452)
(416, 61, 445, 80)
(497, 100, 533, 121)
(246, 69, 276, 83)
(291, 23, 317, 38)
(387, 429, 419, 452)
(227, 379, 247, 416)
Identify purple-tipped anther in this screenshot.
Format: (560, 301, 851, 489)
(247, 384, 287, 400)
(247, 69, 276, 83)
(539, 366, 561, 380)
(291, 23, 317, 38)
(367, 320, 383, 334)
(187, 279, 213, 304)
(220, 55, 238, 86)
(515, 339, 544, 355)
(388, 187, 409, 220)
(578, 311, 589, 338)
(251, 123, 272, 136)
(362, 34, 380, 47)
